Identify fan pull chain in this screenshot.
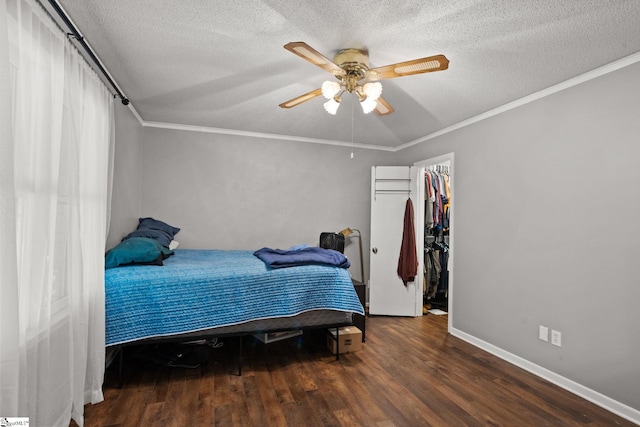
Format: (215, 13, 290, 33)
(350, 101, 354, 159)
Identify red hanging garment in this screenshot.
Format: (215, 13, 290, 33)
(397, 198, 418, 286)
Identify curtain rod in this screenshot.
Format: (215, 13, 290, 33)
(42, 0, 130, 105)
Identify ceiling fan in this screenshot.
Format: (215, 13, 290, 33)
(279, 41, 449, 116)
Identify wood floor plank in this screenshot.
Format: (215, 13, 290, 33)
(213, 404, 232, 427)
(280, 401, 308, 426)
(241, 374, 270, 426)
(138, 402, 164, 427)
(73, 315, 637, 427)
(196, 357, 216, 427)
(153, 368, 188, 427)
(320, 362, 384, 425)
(266, 359, 296, 405)
(273, 353, 310, 404)
(334, 407, 365, 427)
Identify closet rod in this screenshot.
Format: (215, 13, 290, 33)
(374, 189, 412, 201)
(40, 0, 130, 106)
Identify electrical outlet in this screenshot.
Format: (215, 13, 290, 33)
(551, 330, 562, 347)
(539, 325, 549, 342)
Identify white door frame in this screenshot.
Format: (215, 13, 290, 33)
(414, 152, 454, 332)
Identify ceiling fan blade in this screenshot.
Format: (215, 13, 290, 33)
(374, 97, 394, 116)
(367, 54, 449, 80)
(284, 42, 346, 77)
(279, 88, 323, 109)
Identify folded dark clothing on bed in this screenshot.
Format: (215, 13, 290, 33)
(253, 246, 350, 269)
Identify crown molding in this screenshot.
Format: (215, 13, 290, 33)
(141, 121, 395, 152)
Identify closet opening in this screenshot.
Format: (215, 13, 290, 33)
(414, 154, 454, 331)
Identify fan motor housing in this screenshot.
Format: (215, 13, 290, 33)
(334, 48, 369, 78)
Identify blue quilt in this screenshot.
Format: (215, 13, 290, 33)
(104, 249, 364, 346)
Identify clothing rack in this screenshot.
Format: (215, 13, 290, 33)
(373, 168, 413, 200)
(38, 0, 129, 105)
(427, 164, 450, 175)
(373, 178, 412, 200)
(423, 167, 450, 312)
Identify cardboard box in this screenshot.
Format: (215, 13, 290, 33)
(327, 326, 362, 354)
(254, 329, 302, 344)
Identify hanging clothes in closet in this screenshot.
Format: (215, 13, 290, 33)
(424, 166, 450, 311)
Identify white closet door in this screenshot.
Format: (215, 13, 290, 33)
(369, 166, 421, 316)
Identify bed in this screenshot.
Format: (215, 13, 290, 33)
(105, 247, 365, 379)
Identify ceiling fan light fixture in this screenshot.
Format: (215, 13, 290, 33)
(321, 80, 341, 99)
(281, 42, 449, 116)
(360, 96, 377, 114)
(362, 82, 382, 101)
(324, 97, 341, 115)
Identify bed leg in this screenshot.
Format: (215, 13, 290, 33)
(237, 336, 243, 376)
(118, 346, 123, 389)
(335, 327, 340, 361)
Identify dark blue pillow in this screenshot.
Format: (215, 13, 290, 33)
(123, 228, 172, 248)
(105, 237, 173, 269)
(137, 217, 180, 238)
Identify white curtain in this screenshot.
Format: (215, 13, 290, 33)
(0, 0, 114, 425)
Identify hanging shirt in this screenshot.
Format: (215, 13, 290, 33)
(442, 174, 451, 231)
(397, 198, 418, 286)
(431, 173, 442, 230)
(425, 172, 434, 229)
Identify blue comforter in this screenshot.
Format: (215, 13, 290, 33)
(253, 246, 350, 269)
(104, 249, 363, 346)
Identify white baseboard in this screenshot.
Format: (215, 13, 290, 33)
(450, 327, 640, 426)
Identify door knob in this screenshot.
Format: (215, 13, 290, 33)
(372, 247, 378, 254)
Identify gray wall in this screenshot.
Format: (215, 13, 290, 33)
(106, 105, 144, 249)
(139, 128, 392, 283)
(394, 61, 640, 411)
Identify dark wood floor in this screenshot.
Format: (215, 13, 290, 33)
(73, 314, 635, 427)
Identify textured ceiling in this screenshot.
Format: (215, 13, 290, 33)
(55, 0, 640, 149)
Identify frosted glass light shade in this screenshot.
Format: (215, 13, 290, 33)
(360, 96, 377, 114)
(362, 82, 383, 101)
(321, 81, 341, 99)
(324, 97, 340, 115)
